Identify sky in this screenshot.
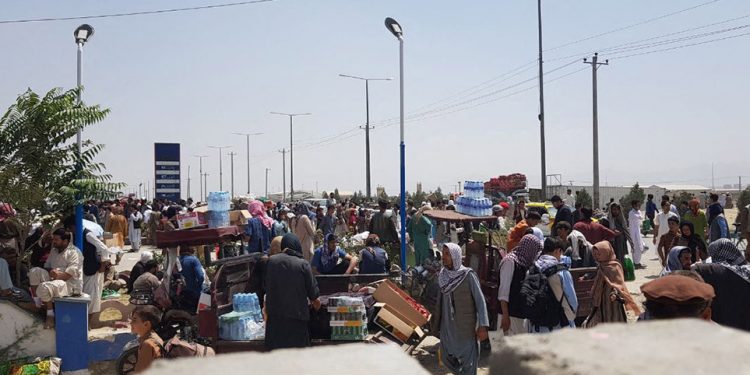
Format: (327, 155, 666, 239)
(2, 0, 750, 199)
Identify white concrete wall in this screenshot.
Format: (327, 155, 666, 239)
(0, 301, 56, 360)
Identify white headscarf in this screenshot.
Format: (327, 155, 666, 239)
(438, 243, 473, 294)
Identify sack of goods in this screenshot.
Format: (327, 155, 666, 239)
(219, 293, 265, 341)
(328, 296, 368, 341)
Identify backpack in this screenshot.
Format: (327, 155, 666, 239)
(520, 264, 568, 329)
(161, 336, 215, 358)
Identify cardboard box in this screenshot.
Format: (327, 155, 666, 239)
(177, 212, 201, 229)
(190, 207, 249, 227)
(373, 279, 430, 327)
(229, 210, 251, 226)
(373, 302, 424, 344)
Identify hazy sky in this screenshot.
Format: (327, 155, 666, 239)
(2, 0, 749, 198)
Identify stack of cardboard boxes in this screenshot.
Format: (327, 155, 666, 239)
(372, 280, 430, 344)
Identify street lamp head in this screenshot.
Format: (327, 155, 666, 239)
(384, 17, 403, 39)
(74, 24, 94, 44)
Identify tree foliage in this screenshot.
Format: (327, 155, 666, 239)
(576, 189, 593, 209)
(737, 188, 750, 209)
(620, 183, 646, 210)
(0, 87, 124, 225)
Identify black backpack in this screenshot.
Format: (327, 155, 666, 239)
(520, 263, 568, 329)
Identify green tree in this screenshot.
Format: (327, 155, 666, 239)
(0, 87, 124, 283)
(576, 189, 593, 208)
(0, 87, 124, 222)
(321, 191, 328, 199)
(334, 188, 341, 202)
(433, 186, 444, 202)
(737, 188, 750, 209)
(620, 183, 646, 210)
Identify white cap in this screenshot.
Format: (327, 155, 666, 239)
(140, 251, 154, 263)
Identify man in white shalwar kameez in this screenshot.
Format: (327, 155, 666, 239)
(128, 209, 143, 251)
(629, 200, 646, 269)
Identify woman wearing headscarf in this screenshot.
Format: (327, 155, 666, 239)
(245, 200, 273, 255)
(676, 221, 707, 263)
(606, 203, 633, 266)
(407, 206, 434, 267)
(291, 203, 316, 261)
(432, 243, 488, 375)
(264, 233, 321, 350)
(358, 234, 390, 274)
(498, 234, 542, 336)
(693, 239, 750, 331)
(659, 246, 692, 277)
(583, 241, 640, 328)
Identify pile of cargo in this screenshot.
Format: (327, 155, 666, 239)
(328, 296, 368, 341)
(484, 173, 528, 196)
(218, 292, 265, 341)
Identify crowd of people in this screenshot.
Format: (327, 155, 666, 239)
(2, 188, 750, 374)
(497, 190, 750, 343)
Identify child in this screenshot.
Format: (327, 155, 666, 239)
(130, 305, 164, 373)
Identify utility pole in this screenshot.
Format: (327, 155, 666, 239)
(202, 173, 209, 197)
(740, 176, 743, 192)
(278, 149, 287, 202)
(233, 132, 263, 195)
(229, 152, 237, 199)
(537, 0, 547, 200)
(584, 53, 609, 209)
(208, 146, 231, 191)
(187, 165, 191, 199)
(193, 155, 208, 202)
(265, 168, 270, 198)
(271, 112, 311, 202)
(339, 75, 391, 199)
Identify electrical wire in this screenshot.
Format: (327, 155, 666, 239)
(606, 29, 750, 59)
(0, 0, 275, 24)
(545, 13, 750, 63)
(543, 0, 722, 52)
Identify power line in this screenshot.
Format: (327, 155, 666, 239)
(545, 13, 750, 63)
(374, 65, 589, 129)
(543, 0, 722, 52)
(606, 29, 750, 60)
(0, 0, 275, 24)
(373, 59, 581, 127)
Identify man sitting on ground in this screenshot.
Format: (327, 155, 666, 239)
(311, 234, 358, 275)
(132, 260, 161, 295)
(28, 228, 83, 328)
(640, 273, 715, 321)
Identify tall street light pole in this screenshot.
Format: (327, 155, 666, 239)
(537, 0, 548, 200)
(233, 132, 263, 195)
(193, 155, 208, 202)
(228, 151, 237, 199)
(208, 146, 231, 191)
(583, 53, 609, 209)
(265, 168, 270, 198)
(73, 24, 94, 250)
(385, 17, 407, 271)
(278, 149, 287, 201)
(339, 74, 392, 199)
(271, 112, 311, 201)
